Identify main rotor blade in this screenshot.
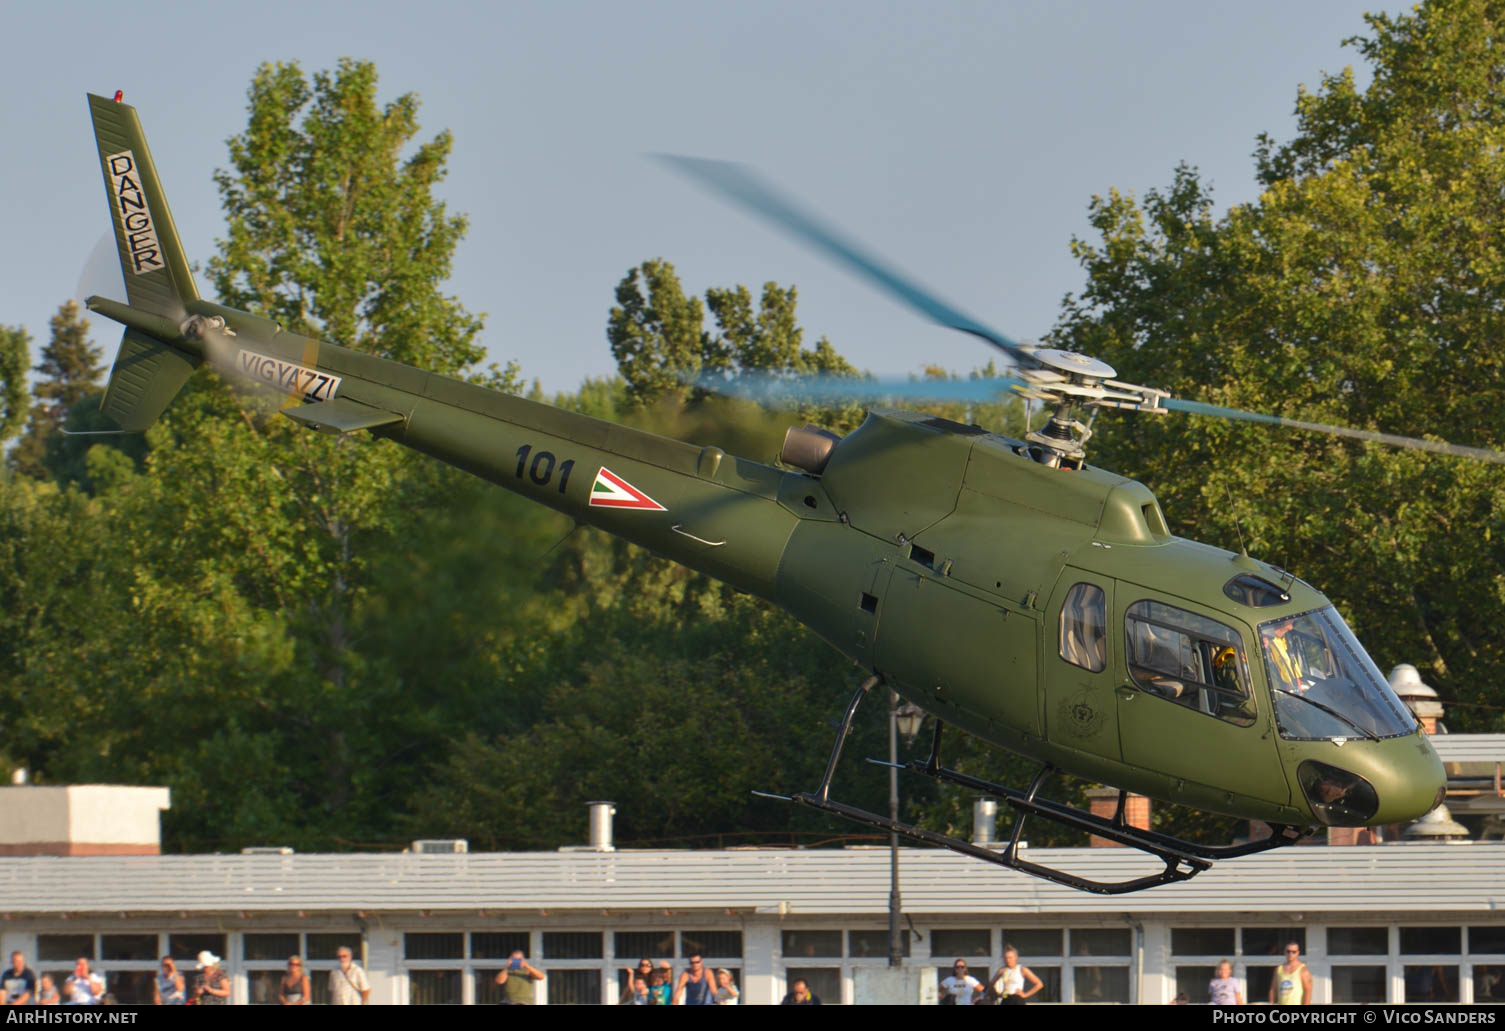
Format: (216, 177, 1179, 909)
(1163, 397, 1505, 465)
(696, 373, 1030, 406)
(659, 155, 1031, 363)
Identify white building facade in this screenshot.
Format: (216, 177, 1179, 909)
(0, 842, 1502, 1004)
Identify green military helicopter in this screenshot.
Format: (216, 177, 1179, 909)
(79, 93, 1497, 894)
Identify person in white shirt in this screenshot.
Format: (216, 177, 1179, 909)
(940, 959, 985, 1005)
(990, 945, 1044, 1005)
(63, 958, 105, 1005)
(329, 946, 370, 1005)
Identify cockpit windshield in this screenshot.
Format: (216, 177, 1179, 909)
(1259, 607, 1418, 740)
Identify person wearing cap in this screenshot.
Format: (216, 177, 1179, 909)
(193, 951, 229, 1005)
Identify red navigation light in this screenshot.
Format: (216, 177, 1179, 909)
(113, 90, 123, 103)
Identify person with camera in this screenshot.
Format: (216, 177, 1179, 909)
(495, 949, 544, 1005)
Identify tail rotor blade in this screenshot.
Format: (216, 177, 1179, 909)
(1162, 397, 1505, 465)
(659, 155, 1032, 364)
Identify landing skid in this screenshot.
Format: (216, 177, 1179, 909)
(759, 678, 1307, 895)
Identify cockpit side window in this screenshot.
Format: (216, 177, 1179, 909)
(1059, 582, 1106, 673)
(1124, 600, 1256, 727)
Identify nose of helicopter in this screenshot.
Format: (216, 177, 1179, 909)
(1366, 732, 1448, 825)
(1293, 731, 1446, 827)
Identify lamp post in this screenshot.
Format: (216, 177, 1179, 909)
(889, 692, 927, 968)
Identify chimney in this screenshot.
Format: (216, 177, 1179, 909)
(971, 798, 998, 846)
(1084, 787, 1150, 847)
(0, 785, 170, 856)
(588, 801, 615, 852)
(1389, 664, 1445, 735)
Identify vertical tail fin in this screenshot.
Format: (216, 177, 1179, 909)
(87, 93, 201, 430)
(86, 92, 198, 321)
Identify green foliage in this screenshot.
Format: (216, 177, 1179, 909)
(10, 302, 103, 479)
(208, 59, 484, 375)
(0, 325, 28, 446)
(1052, 0, 1505, 731)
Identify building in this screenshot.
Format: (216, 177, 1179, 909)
(0, 840, 1502, 1004)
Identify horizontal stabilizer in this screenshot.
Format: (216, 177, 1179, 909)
(281, 397, 405, 435)
(99, 328, 200, 432)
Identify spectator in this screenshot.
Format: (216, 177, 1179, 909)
(280, 956, 309, 1005)
(990, 945, 1043, 1005)
(674, 953, 715, 1005)
(494, 949, 543, 1005)
(63, 958, 105, 1005)
(193, 951, 229, 1005)
(153, 956, 184, 1005)
(647, 967, 672, 1006)
(621, 974, 652, 1005)
(780, 977, 821, 1005)
(714, 969, 739, 1005)
(3, 951, 36, 1005)
(37, 975, 59, 1005)
(619, 958, 654, 1004)
(1209, 960, 1243, 1005)
(940, 959, 985, 1005)
(330, 946, 371, 1006)
(1269, 942, 1311, 1005)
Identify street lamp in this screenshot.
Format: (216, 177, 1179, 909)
(889, 694, 927, 968)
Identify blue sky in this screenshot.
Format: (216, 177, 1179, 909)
(1, 1, 1394, 392)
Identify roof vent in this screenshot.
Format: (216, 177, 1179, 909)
(410, 838, 469, 854)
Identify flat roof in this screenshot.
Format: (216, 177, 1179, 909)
(0, 843, 1501, 917)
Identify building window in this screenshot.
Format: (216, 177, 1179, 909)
(37, 935, 94, 962)
(409, 969, 463, 1005)
(1329, 927, 1387, 955)
(1071, 928, 1130, 957)
(100, 934, 156, 962)
(1241, 927, 1304, 959)
(1474, 965, 1505, 1003)
(1400, 926, 1461, 955)
(404, 933, 463, 960)
(930, 928, 990, 957)
(786, 967, 840, 1005)
(1002, 929, 1062, 958)
(847, 930, 908, 958)
(1471, 927, 1505, 954)
(1030, 966, 1063, 1002)
(1074, 965, 1130, 1003)
(471, 932, 529, 960)
(546, 969, 601, 1005)
(1175, 965, 1217, 1005)
(246, 933, 357, 1005)
(781, 930, 842, 959)
(1332, 966, 1386, 1004)
(542, 932, 602, 960)
(682, 930, 742, 958)
(614, 931, 673, 961)
(1404, 965, 1459, 1003)
(1171, 928, 1234, 956)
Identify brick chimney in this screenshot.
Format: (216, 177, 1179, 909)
(1084, 787, 1150, 846)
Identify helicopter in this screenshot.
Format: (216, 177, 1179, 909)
(76, 92, 1498, 894)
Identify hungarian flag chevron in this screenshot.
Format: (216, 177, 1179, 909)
(588, 467, 667, 511)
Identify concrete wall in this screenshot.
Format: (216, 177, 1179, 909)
(0, 786, 170, 856)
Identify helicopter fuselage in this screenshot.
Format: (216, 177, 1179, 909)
(98, 295, 1443, 833)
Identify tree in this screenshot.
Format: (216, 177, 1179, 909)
(608, 260, 857, 407)
(0, 326, 28, 447)
(1052, 0, 1505, 731)
(209, 59, 484, 374)
(10, 302, 102, 478)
